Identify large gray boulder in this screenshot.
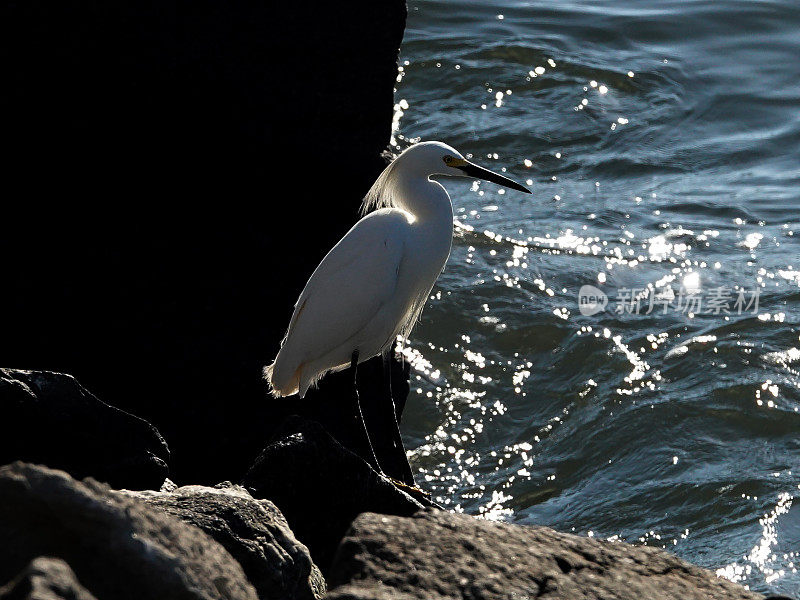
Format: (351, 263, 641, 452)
(0, 369, 169, 489)
(327, 509, 763, 600)
(125, 482, 325, 600)
(0, 557, 98, 600)
(0, 462, 257, 600)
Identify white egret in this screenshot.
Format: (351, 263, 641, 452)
(264, 140, 530, 473)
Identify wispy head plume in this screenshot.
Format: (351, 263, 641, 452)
(360, 152, 402, 215)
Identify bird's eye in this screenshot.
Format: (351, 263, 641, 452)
(443, 155, 454, 165)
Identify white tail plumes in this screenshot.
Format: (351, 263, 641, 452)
(262, 362, 298, 398)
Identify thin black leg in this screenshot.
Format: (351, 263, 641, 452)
(351, 350, 382, 473)
(384, 349, 415, 485)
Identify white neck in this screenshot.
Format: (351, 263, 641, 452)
(392, 171, 454, 223)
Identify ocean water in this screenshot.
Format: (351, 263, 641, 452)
(394, 0, 800, 595)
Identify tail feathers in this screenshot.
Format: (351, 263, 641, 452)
(298, 368, 326, 399)
(263, 360, 301, 398)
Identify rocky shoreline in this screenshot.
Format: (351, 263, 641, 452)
(0, 369, 789, 600)
(1, 1, 793, 598)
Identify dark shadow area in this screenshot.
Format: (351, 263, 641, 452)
(1, 0, 408, 483)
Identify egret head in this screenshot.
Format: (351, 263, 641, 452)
(401, 141, 531, 193)
(362, 140, 530, 215)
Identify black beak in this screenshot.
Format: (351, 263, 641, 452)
(459, 162, 531, 194)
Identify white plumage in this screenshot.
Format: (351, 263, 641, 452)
(265, 140, 529, 398)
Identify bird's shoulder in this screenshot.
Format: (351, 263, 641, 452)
(352, 207, 415, 235)
(329, 208, 413, 252)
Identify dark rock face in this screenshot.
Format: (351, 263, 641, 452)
(0, 369, 169, 490)
(242, 417, 424, 573)
(1, 0, 408, 485)
(281, 355, 415, 484)
(0, 557, 98, 600)
(327, 509, 763, 600)
(0, 462, 257, 600)
(124, 482, 325, 600)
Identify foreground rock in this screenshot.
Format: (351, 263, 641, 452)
(0, 462, 257, 600)
(0, 557, 98, 600)
(327, 509, 762, 600)
(242, 417, 428, 573)
(0, 370, 169, 490)
(126, 482, 325, 600)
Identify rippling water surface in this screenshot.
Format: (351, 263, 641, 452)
(393, 0, 800, 595)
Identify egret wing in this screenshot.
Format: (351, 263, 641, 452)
(282, 209, 408, 362)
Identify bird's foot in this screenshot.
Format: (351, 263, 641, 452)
(386, 477, 430, 500)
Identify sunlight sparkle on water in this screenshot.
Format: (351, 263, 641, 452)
(717, 492, 796, 588)
(395, 8, 800, 590)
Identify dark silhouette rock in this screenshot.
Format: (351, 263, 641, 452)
(1, 0, 408, 486)
(0, 462, 257, 600)
(0, 369, 169, 490)
(327, 509, 763, 600)
(242, 417, 426, 574)
(277, 355, 415, 485)
(124, 482, 325, 600)
(0, 557, 98, 600)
